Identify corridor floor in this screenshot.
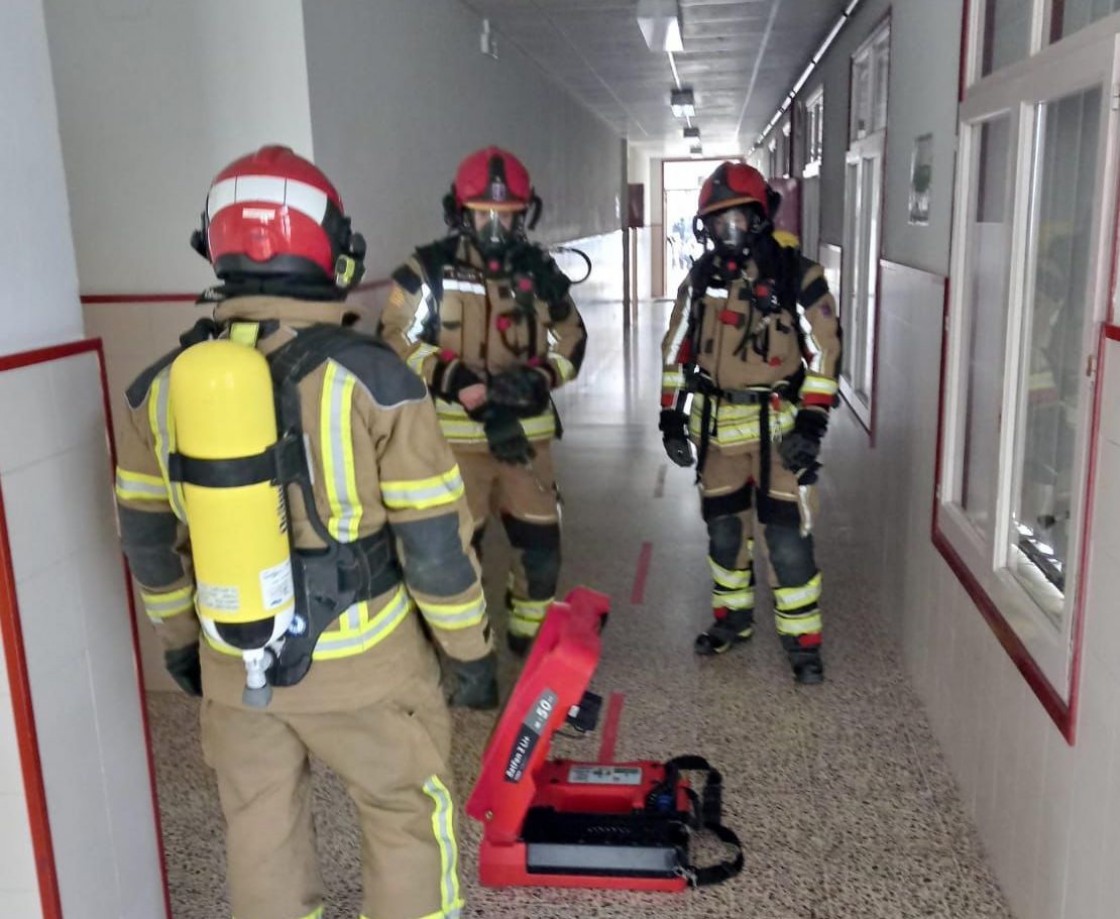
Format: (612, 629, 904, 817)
(148, 300, 1014, 919)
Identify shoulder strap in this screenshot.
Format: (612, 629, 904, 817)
(415, 238, 459, 304)
(661, 755, 745, 888)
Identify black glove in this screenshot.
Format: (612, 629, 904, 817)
(448, 653, 499, 710)
(482, 407, 535, 465)
(487, 368, 551, 417)
(659, 409, 694, 468)
(432, 358, 482, 402)
(164, 644, 203, 697)
(779, 410, 828, 474)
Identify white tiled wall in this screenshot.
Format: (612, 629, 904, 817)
(827, 261, 1120, 919)
(0, 351, 166, 919)
(0, 644, 40, 919)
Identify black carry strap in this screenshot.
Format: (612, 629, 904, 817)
(652, 755, 744, 888)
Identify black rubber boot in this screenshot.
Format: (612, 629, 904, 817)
(507, 632, 534, 657)
(781, 636, 824, 684)
(694, 608, 755, 656)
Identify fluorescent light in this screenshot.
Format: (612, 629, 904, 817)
(684, 126, 700, 139)
(670, 87, 695, 118)
(638, 0, 684, 52)
(689, 143, 703, 158)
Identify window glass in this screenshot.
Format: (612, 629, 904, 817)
(1052, 0, 1120, 41)
(982, 0, 1032, 76)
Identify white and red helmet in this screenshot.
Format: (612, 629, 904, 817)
(191, 145, 365, 290)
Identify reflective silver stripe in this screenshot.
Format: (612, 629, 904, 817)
(321, 361, 361, 542)
(709, 558, 752, 589)
(312, 588, 411, 658)
(207, 175, 329, 224)
(115, 469, 168, 502)
(419, 594, 487, 630)
(149, 370, 188, 522)
(423, 775, 462, 915)
(802, 375, 839, 397)
(774, 572, 823, 611)
(381, 468, 466, 511)
(407, 342, 439, 375)
(443, 279, 487, 295)
(140, 587, 194, 619)
(775, 610, 823, 636)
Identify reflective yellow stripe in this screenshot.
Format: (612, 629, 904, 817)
(148, 370, 188, 522)
(381, 467, 465, 511)
(436, 400, 555, 443)
(802, 375, 839, 397)
(115, 468, 168, 502)
(419, 593, 487, 630)
(689, 401, 796, 446)
(775, 609, 823, 636)
(713, 588, 755, 611)
(662, 370, 686, 390)
(422, 775, 462, 918)
(228, 321, 260, 347)
(140, 586, 194, 620)
(550, 353, 576, 383)
(709, 557, 752, 589)
(321, 361, 362, 542)
(203, 586, 411, 659)
(407, 342, 439, 375)
(774, 572, 823, 612)
(510, 596, 551, 636)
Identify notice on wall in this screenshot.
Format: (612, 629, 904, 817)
(909, 133, 933, 226)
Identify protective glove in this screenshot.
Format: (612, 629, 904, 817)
(432, 358, 482, 403)
(164, 643, 203, 697)
(658, 409, 694, 468)
(487, 368, 552, 417)
(779, 410, 828, 475)
(448, 652, 499, 710)
(482, 407, 536, 465)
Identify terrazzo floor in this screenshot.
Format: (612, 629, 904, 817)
(147, 300, 1015, 918)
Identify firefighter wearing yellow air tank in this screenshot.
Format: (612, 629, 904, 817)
(379, 147, 587, 656)
(114, 146, 492, 919)
(660, 162, 841, 684)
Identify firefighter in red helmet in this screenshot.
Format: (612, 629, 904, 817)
(115, 146, 492, 919)
(660, 162, 841, 684)
(380, 147, 587, 656)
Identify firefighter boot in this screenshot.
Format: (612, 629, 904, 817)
(694, 607, 755, 656)
(781, 634, 824, 684)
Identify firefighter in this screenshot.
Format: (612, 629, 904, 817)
(379, 147, 587, 656)
(659, 162, 841, 684)
(114, 146, 493, 919)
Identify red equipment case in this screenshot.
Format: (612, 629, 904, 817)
(466, 588, 741, 891)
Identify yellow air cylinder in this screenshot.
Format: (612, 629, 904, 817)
(169, 339, 295, 627)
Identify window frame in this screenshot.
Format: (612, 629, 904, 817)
(839, 18, 891, 436)
(937, 12, 1120, 740)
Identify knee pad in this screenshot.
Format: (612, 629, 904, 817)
(502, 514, 561, 599)
(707, 515, 744, 570)
(765, 526, 817, 587)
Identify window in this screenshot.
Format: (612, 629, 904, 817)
(801, 90, 825, 261)
(850, 25, 889, 141)
(840, 20, 889, 431)
(938, 9, 1118, 732)
(981, 0, 1032, 76)
(1051, 0, 1120, 41)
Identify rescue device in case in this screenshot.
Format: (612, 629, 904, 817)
(467, 588, 743, 891)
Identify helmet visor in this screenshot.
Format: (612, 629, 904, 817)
(706, 207, 750, 251)
(470, 207, 522, 251)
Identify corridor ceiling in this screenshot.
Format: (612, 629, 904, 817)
(460, 0, 851, 155)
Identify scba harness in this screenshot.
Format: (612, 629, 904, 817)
(168, 320, 402, 705)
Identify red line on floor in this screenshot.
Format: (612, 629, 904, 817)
(630, 541, 653, 605)
(598, 692, 626, 763)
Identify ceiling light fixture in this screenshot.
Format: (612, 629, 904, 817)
(689, 143, 704, 158)
(683, 126, 700, 139)
(637, 0, 684, 53)
(670, 87, 695, 118)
